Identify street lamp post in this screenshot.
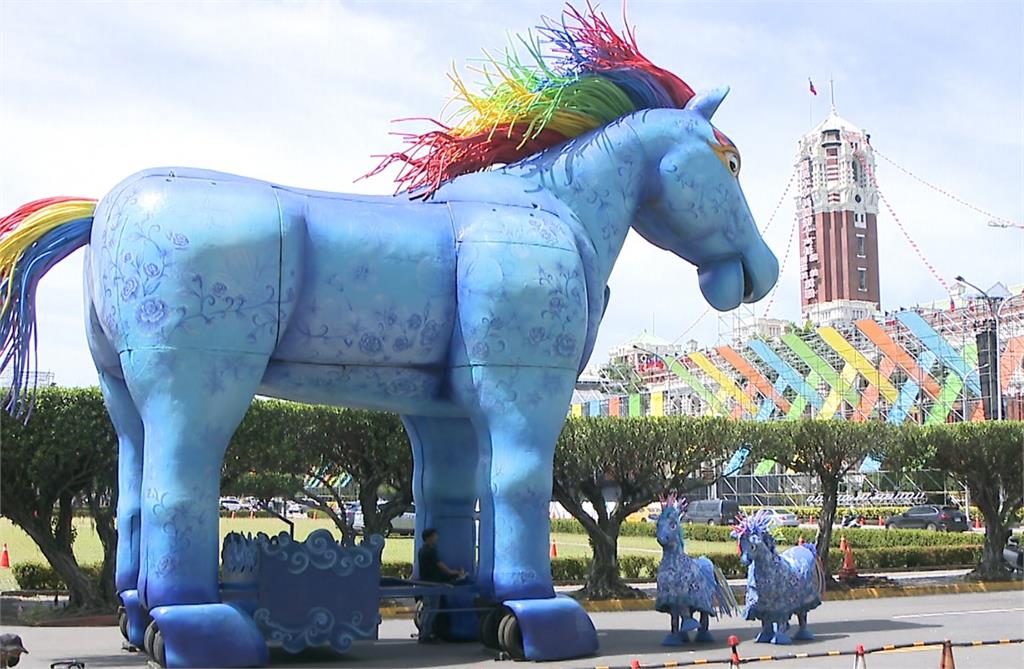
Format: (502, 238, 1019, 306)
(954, 275, 1006, 420)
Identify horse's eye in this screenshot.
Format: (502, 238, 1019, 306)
(726, 151, 741, 177)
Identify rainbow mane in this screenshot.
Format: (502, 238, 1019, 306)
(366, 2, 695, 196)
(0, 197, 96, 413)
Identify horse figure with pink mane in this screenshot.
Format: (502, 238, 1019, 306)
(0, 5, 777, 666)
(732, 510, 825, 645)
(655, 495, 736, 645)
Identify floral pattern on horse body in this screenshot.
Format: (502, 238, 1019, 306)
(655, 496, 736, 645)
(733, 511, 825, 645)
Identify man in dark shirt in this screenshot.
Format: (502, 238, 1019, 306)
(416, 528, 466, 643)
(418, 528, 465, 583)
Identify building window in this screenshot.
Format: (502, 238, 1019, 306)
(857, 268, 868, 292)
(856, 234, 866, 257)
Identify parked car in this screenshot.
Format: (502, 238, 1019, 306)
(219, 497, 244, 512)
(885, 505, 968, 532)
(1004, 535, 1023, 573)
(761, 508, 800, 527)
(682, 499, 742, 526)
(353, 503, 416, 536)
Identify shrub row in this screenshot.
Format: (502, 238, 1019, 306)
(551, 518, 982, 548)
(11, 562, 104, 591)
(12, 543, 980, 592)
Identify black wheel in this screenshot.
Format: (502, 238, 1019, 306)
(413, 599, 424, 631)
(479, 608, 501, 650)
(926, 523, 937, 531)
(143, 620, 158, 657)
(707, 519, 716, 526)
(153, 628, 167, 667)
(498, 611, 525, 660)
(117, 605, 129, 641)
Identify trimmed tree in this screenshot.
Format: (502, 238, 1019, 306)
(925, 422, 1024, 579)
(553, 416, 740, 600)
(223, 401, 413, 543)
(742, 419, 896, 583)
(0, 387, 119, 609)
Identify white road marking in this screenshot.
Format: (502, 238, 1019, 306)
(892, 607, 1024, 619)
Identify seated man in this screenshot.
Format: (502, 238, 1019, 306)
(416, 528, 466, 643)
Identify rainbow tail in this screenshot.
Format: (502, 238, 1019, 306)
(0, 197, 96, 414)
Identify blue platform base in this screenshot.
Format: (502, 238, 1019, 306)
(150, 603, 269, 668)
(119, 589, 148, 648)
(504, 595, 598, 661)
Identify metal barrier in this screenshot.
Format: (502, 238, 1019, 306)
(586, 637, 1024, 668)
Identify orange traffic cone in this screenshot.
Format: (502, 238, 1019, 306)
(974, 516, 982, 529)
(878, 516, 884, 527)
(853, 643, 868, 668)
(939, 640, 956, 668)
(808, 515, 815, 525)
(550, 540, 558, 558)
(839, 536, 859, 580)
(0, 543, 9, 568)
(230, 510, 236, 520)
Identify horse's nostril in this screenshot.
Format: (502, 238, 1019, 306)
(743, 267, 754, 300)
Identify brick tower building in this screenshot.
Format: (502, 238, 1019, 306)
(796, 103, 881, 326)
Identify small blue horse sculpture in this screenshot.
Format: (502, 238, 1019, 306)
(655, 496, 736, 645)
(733, 511, 825, 644)
(0, 14, 778, 666)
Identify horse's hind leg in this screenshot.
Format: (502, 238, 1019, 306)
(124, 348, 270, 667)
(694, 611, 714, 643)
(86, 284, 148, 647)
(793, 611, 813, 641)
(98, 371, 147, 647)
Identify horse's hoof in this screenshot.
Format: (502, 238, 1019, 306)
(680, 618, 700, 632)
(149, 603, 268, 667)
(661, 632, 688, 646)
(793, 628, 814, 641)
(772, 632, 792, 645)
(754, 631, 774, 643)
(694, 629, 714, 643)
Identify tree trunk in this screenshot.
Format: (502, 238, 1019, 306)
(815, 476, 839, 584)
(88, 494, 118, 605)
(577, 519, 643, 600)
(971, 489, 1012, 580)
(20, 519, 105, 610)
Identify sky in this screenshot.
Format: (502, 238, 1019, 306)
(1, 0, 1021, 387)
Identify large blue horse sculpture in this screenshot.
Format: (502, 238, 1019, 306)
(733, 511, 825, 644)
(0, 10, 777, 668)
(655, 496, 736, 645)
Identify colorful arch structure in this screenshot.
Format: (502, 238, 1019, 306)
(574, 309, 1023, 427)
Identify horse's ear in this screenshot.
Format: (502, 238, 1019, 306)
(685, 86, 730, 121)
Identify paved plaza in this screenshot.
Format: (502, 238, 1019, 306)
(6, 590, 1022, 669)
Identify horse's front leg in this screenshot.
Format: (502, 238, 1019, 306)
(754, 619, 774, 643)
(127, 348, 271, 667)
(771, 618, 792, 645)
(662, 607, 688, 645)
(403, 415, 479, 641)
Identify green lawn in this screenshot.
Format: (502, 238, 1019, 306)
(0, 517, 733, 590)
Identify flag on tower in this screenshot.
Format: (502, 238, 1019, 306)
(808, 78, 818, 96)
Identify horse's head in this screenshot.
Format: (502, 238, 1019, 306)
(631, 88, 779, 312)
(655, 494, 687, 550)
(731, 509, 776, 566)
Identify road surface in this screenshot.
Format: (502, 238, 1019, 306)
(9, 590, 1023, 668)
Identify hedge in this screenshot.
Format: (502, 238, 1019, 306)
(11, 562, 104, 591)
(551, 519, 983, 548)
(12, 542, 981, 592)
